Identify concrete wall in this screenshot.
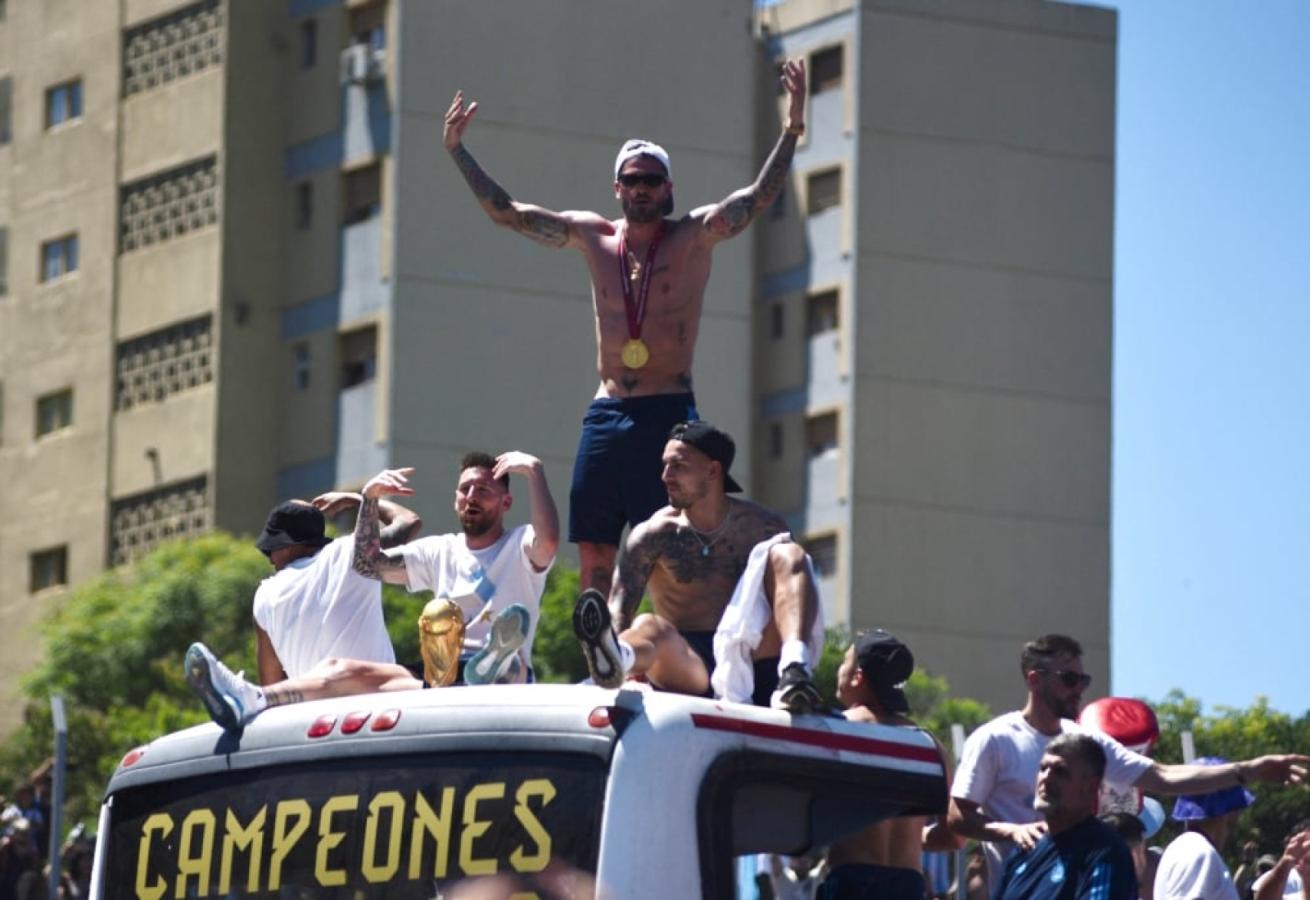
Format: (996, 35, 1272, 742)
(386, 0, 757, 540)
(0, 0, 121, 732)
(848, 0, 1116, 710)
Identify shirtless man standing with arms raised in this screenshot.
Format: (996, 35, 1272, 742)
(443, 59, 807, 596)
(820, 630, 962, 899)
(572, 420, 823, 712)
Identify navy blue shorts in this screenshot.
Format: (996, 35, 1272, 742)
(568, 392, 698, 545)
(817, 864, 926, 900)
(678, 630, 780, 708)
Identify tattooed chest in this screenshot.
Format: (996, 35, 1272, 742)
(656, 532, 748, 584)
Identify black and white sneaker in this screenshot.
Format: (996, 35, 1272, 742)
(771, 663, 821, 714)
(572, 589, 625, 689)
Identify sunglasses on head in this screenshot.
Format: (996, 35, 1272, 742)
(1036, 668, 1092, 690)
(618, 172, 667, 188)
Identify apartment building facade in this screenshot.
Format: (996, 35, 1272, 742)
(0, 0, 1114, 730)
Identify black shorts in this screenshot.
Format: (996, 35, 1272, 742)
(568, 393, 698, 545)
(817, 864, 926, 900)
(676, 630, 779, 708)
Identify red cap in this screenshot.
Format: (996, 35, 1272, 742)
(1079, 697, 1160, 750)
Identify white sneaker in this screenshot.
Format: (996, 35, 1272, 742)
(185, 642, 261, 732)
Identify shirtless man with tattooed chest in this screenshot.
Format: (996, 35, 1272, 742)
(443, 59, 807, 598)
(572, 421, 824, 713)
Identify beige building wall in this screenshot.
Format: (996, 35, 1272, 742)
(386, 0, 756, 535)
(0, 0, 122, 730)
(849, 0, 1116, 710)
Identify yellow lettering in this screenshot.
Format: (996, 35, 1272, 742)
(315, 794, 358, 886)
(459, 782, 505, 876)
(269, 799, 311, 891)
(174, 808, 216, 897)
(218, 805, 267, 893)
(510, 779, 556, 872)
(135, 813, 173, 900)
(408, 788, 455, 879)
(361, 791, 405, 882)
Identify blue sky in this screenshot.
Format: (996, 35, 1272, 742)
(1108, 0, 1309, 715)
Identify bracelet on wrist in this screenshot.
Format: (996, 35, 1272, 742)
(785, 123, 805, 136)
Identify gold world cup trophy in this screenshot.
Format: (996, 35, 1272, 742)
(418, 597, 466, 687)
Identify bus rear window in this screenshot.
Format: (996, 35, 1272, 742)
(104, 751, 605, 898)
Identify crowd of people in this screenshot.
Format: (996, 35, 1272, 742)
(12, 54, 1294, 899)
(0, 765, 92, 900)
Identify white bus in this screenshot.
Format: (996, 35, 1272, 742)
(92, 684, 946, 898)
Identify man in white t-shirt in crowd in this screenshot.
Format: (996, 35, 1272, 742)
(1154, 759, 1255, 900)
(252, 493, 421, 683)
(1254, 822, 1310, 900)
(948, 634, 1310, 895)
(352, 451, 559, 681)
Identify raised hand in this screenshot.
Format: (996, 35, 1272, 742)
(493, 451, 543, 481)
(780, 58, 806, 129)
(362, 467, 415, 501)
(310, 491, 361, 518)
(444, 90, 479, 150)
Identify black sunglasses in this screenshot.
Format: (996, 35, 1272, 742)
(1036, 668, 1092, 690)
(618, 173, 667, 188)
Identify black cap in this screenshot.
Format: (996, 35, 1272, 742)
(255, 501, 331, 557)
(855, 629, 914, 713)
(668, 420, 743, 493)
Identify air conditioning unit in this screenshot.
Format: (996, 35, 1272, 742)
(340, 43, 385, 86)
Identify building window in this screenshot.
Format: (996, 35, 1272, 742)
(349, 3, 386, 51)
(300, 18, 318, 68)
(807, 289, 839, 336)
(110, 476, 210, 566)
(119, 155, 219, 252)
(295, 181, 314, 230)
(30, 546, 69, 593)
(770, 302, 784, 340)
(804, 534, 838, 578)
(35, 388, 73, 437)
(340, 325, 377, 388)
(810, 45, 844, 95)
(115, 316, 214, 411)
(769, 422, 784, 460)
(806, 168, 841, 216)
(294, 342, 311, 390)
(0, 76, 12, 145)
(40, 234, 79, 281)
(0, 225, 8, 295)
(123, 0, 224, 97)
(45, 79, 83, 129)
(805, 411, 838, 459)
(343, 164, 381, 225)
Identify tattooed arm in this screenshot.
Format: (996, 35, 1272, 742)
(444, 91, 611, 248)
(351, 468, 415, 585)
(698, 58, 806, 243)
(312, 490, 422, 548)
(609, 520, 662, 632)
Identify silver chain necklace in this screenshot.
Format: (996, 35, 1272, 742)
(688, 511, 732, 557)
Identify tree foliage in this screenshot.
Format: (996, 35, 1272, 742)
(1148, 690, 1310, 860)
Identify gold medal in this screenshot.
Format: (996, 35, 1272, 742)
(621, 338, 650, 369)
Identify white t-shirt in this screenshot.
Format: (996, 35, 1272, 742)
(1154, 831, 1240, 900)
(952, 710, 1155, 891)
(395, 525, 551, 666)
(1253, 866, 1304, 899)
(252, 536, 395, 678)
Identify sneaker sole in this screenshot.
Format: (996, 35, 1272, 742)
(572, 590, 624, 689)
(465, 605, 530, 685)
(185, 644, 244, 733)
(771, 682, 822, 715)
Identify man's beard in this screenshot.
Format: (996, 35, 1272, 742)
(622, 194, 673, 223)
(460, 512, 495, 538)
(666, 481, 707, 510)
